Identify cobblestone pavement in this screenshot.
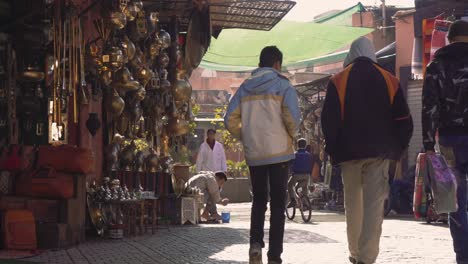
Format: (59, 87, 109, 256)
(14, 203, 455, 264)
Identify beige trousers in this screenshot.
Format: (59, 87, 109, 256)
(340, 158, 390, 264)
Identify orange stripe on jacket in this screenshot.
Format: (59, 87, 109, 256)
(330, 63, 400, 121)
(330, 64, 354, 121)
(374, 64, 400, 105)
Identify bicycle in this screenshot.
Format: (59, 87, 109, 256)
(285, 179, 312, 223)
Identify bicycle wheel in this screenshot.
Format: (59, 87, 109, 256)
(285, 195, 296, 220)
(300, 195, 312, 223)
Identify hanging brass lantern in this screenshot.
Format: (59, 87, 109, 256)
(104, 46, 124, 72)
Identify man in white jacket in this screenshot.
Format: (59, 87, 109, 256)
(196, 129, 228, 173)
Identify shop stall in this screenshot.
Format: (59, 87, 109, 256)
(0, 0, 296, 249)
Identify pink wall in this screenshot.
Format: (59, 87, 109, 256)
(394, 14, 415, 79)
(189, 68, 248, 94)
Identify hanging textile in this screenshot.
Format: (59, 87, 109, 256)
(430, 20, 453, 62)
(422, 18, 438, 75)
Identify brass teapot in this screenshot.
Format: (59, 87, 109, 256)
(173, 71, 192, 102)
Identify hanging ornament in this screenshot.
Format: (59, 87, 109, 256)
(86, 113, 102, 136)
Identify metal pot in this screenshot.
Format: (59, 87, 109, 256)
(174, 100, 186, 109)
(165, 118, 189, 136)
(114, 80, 142, 96)
(114, 67, 133, 83)
(171, 173, 185, 197)
(133, 66, 152, 87)
(145, 36, 162, 60)
(158, 29, 171, 49)
(134, 1, 144, 11)
(173, 78, 192, 102)
(100, 69, 113, 86)
(149, 12, 159, 28)
(119, 36, 136, 62)
(107, 89, 125, 117)
(119, 141, 136, 171)
(124, 2, 138, 21)
(106, 47, 124, 72)
(145, 148, 159, 173)
(108, 10, 127, 30)
(158, 52, 170, 68)
(111, 68, 142, 95)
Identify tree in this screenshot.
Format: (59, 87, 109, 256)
(188, 104, 201, 137)
(211, 106, 243, 153)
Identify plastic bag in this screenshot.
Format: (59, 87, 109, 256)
(413, 153, 429, 219)
(426, 154, 458, 214)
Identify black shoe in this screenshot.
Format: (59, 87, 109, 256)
(349, 257, 357, 264)
(287, 200, 296, 208)
(249, 243, 262, 264)
(267, 256, 282, 264)
(267, 260, 281, 264)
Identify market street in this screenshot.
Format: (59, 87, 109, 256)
(23, 203, 455, 264)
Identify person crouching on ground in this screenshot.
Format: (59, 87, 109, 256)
(186, 171, 230, 221)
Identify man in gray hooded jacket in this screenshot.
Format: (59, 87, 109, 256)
(321, 37, 413, 264)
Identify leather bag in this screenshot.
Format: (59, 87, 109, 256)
(16, 168, 74, 199)
(37, 145, 94, 174)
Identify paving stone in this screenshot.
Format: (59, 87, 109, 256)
(19, 203, 456, 264)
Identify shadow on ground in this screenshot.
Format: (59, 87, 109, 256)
(21, 225, 337, 264)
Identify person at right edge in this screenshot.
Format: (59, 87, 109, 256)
(321, 36, 413, 264)
(224, 46, 301, 264)
(422, 20, 468, 264)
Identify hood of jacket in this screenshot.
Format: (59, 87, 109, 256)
(344, 36, 377, 67)
(241, 67, 285, 94)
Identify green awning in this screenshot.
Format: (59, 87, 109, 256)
(314, 2, 366, 26)
(201, 20, 373, 71)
